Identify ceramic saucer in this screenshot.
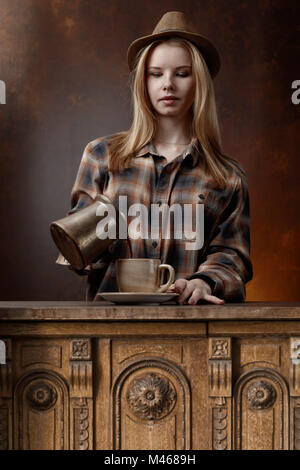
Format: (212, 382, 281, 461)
(97, 292, 179, 305)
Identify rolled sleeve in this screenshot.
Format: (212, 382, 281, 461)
(55, 138, 110, 274)
(68, 141, 105, 215)
(187, 174, 253, 301)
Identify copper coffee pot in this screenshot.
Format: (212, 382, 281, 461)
(50, 194, 121, 271)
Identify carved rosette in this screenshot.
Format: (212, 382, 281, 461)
(246, 380, 276, 410)
(211, 340, 229, 358)
(126, 373, 176, 421)
(71, 339, 90, 360)
(26, 381, 57, 411)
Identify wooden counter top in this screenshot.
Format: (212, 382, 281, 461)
(0, 301, 299, 321)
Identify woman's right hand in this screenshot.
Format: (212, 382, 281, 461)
(167, 278, 225, 305)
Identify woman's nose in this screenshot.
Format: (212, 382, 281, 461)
(162, 74, 174, 90)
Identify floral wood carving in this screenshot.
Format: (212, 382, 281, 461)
(71, 340, 90, 360)
(246, 380, 276, 410)
(26, 381, 57, 411)
(126, 373, 176, 421)
(211, 340, 229, 358)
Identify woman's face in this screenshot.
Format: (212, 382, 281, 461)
(146, 42, 195, 120)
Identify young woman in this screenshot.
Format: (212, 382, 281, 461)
(57, 11, 253, 305)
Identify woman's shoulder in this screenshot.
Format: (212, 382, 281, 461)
(85, 132, 122, 159)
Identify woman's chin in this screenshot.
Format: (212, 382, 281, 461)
(155, 109, 185, 119)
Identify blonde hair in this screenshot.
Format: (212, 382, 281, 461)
(107, 37, 243, 188)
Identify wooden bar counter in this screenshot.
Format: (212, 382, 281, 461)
(1, 300, 300, 450)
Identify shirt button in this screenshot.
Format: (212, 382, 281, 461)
(152, 241, 158, 248)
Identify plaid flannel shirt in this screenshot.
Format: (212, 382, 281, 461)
(56, 133, 253, 301)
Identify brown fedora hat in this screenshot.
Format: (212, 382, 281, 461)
(127, 11, 221, 78)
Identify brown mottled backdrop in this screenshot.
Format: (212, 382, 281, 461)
(0, 0, 299, 301)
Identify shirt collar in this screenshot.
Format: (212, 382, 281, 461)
(135, 137, 201, 168)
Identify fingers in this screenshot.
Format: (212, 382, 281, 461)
(188, 290, 225, 305)
(166, 279, 186, 294)
(173, 279, 188, 292)
(203, 294, 225, 305)
(176, 281, 195, 305)
(167, 279, 225, 305)
(169, 279, 196, 304)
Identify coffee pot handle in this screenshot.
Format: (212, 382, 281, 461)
(157, 264, 175, 293)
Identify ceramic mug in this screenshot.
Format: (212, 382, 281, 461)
(116, 258, 175, 293)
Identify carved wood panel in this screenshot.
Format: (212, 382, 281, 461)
(69, 340, 93, 451)
(289, 337, 300, 449)
(211, 397, 229, 450)
(112, 358, 191, 450)
(208, 338, 232, 450)
(0, 339, 12, 450)
(14, 371, 69, 450)
(91, 338, 207, 450)
(1, 321, 300, 450)
(8, 337, 94, 450)
(234, 369, 289, 450)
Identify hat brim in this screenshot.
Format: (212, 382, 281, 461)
(127, 30, 220, 78)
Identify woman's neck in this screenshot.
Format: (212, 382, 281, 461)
(154, 115, 192, 145)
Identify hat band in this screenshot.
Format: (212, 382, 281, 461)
(155, 28, 189, 34)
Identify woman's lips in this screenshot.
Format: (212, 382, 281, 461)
(160, 98, 179, 105)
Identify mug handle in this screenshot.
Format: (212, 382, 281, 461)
(157, 264, 175, 293)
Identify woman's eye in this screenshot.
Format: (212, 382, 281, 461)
(149, 72, 189, 77)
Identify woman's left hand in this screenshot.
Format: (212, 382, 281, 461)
(167, 278, 225, 305)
